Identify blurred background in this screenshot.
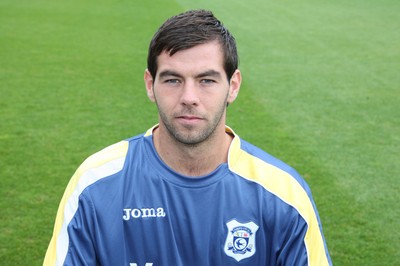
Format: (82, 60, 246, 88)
(1, 0, 399, 264)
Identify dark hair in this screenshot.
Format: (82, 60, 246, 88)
(147, 10, 238, 80)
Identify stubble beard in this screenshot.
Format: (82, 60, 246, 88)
(157, 101, 228, 147)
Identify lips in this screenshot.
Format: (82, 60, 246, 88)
(177, 115, 202, 120)
(175, 114, 204, 125)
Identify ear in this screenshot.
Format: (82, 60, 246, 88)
(227, 69, 241, 104)
(144, 69, 156, 102)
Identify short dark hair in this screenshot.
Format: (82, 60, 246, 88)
(147, 10, 238, 80)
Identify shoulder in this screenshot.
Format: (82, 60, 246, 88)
(228, 136, 316, 219)
(76, 140, 130, 179)
(229, 136, 308, 191)
(227, 132, 331, 266)
(62, 140, 130, 201)
(79, 133, 146, 171)
(68, 134, 148, 194)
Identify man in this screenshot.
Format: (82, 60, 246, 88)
(44, 9, 332, 265)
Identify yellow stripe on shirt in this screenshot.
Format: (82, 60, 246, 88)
(44, 141, 129, 266)
(228, 135, 330, 266)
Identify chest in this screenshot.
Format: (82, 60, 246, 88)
(92, 174, 268, 265)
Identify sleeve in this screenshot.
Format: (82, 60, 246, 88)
(284, 192, 332, 266)
(63, 193, 99, 265)
(275, 164, 332, 266)
(267, 195, 332, 266)
(44, 188, 99, 266)
(296, 177, 332, 266)
(44, 169, 84, 266)
(276, 210, 312, 266)
(43, 140, 129, 265)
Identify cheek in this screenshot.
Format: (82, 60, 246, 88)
(153, 91, 175, 111)
(205, 94, 229, 114)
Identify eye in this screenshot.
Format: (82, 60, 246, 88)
(200, 79, 216, 84)
(164, 79, 181, 84)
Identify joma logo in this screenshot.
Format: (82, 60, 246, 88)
(123, 207, 166, 220)
(130, 263, 153, 266)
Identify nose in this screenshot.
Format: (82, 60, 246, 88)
(180, 80, 199, 106)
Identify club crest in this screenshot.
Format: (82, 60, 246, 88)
(224, 219, 259, 262)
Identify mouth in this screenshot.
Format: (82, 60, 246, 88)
(177, 115, 202, 120)
(176, 115, 204, 125)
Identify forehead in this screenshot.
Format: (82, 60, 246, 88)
(156, 41, 225, 76)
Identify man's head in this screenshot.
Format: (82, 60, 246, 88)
(147, 9, 238, 81)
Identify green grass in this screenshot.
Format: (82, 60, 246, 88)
(1, 0, 399, 265)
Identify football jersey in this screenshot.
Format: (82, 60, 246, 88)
(44, 126, 332, 266)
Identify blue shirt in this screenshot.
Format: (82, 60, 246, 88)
(44, 126, 332, 265)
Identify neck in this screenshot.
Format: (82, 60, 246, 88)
(152, 125, 233, 177)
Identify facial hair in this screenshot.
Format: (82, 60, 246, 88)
(155, 93, 229, 147)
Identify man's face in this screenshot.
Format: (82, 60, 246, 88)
(145, 41, 241, 146)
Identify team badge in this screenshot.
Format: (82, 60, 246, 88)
(224, 219, 259, 262)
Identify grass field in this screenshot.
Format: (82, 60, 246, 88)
(1, 0, 399, 265)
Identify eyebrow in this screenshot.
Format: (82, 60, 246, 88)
(195, 70, 222, 79)
(158, 70, 183, 79)
(158, 69, 223, 80)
